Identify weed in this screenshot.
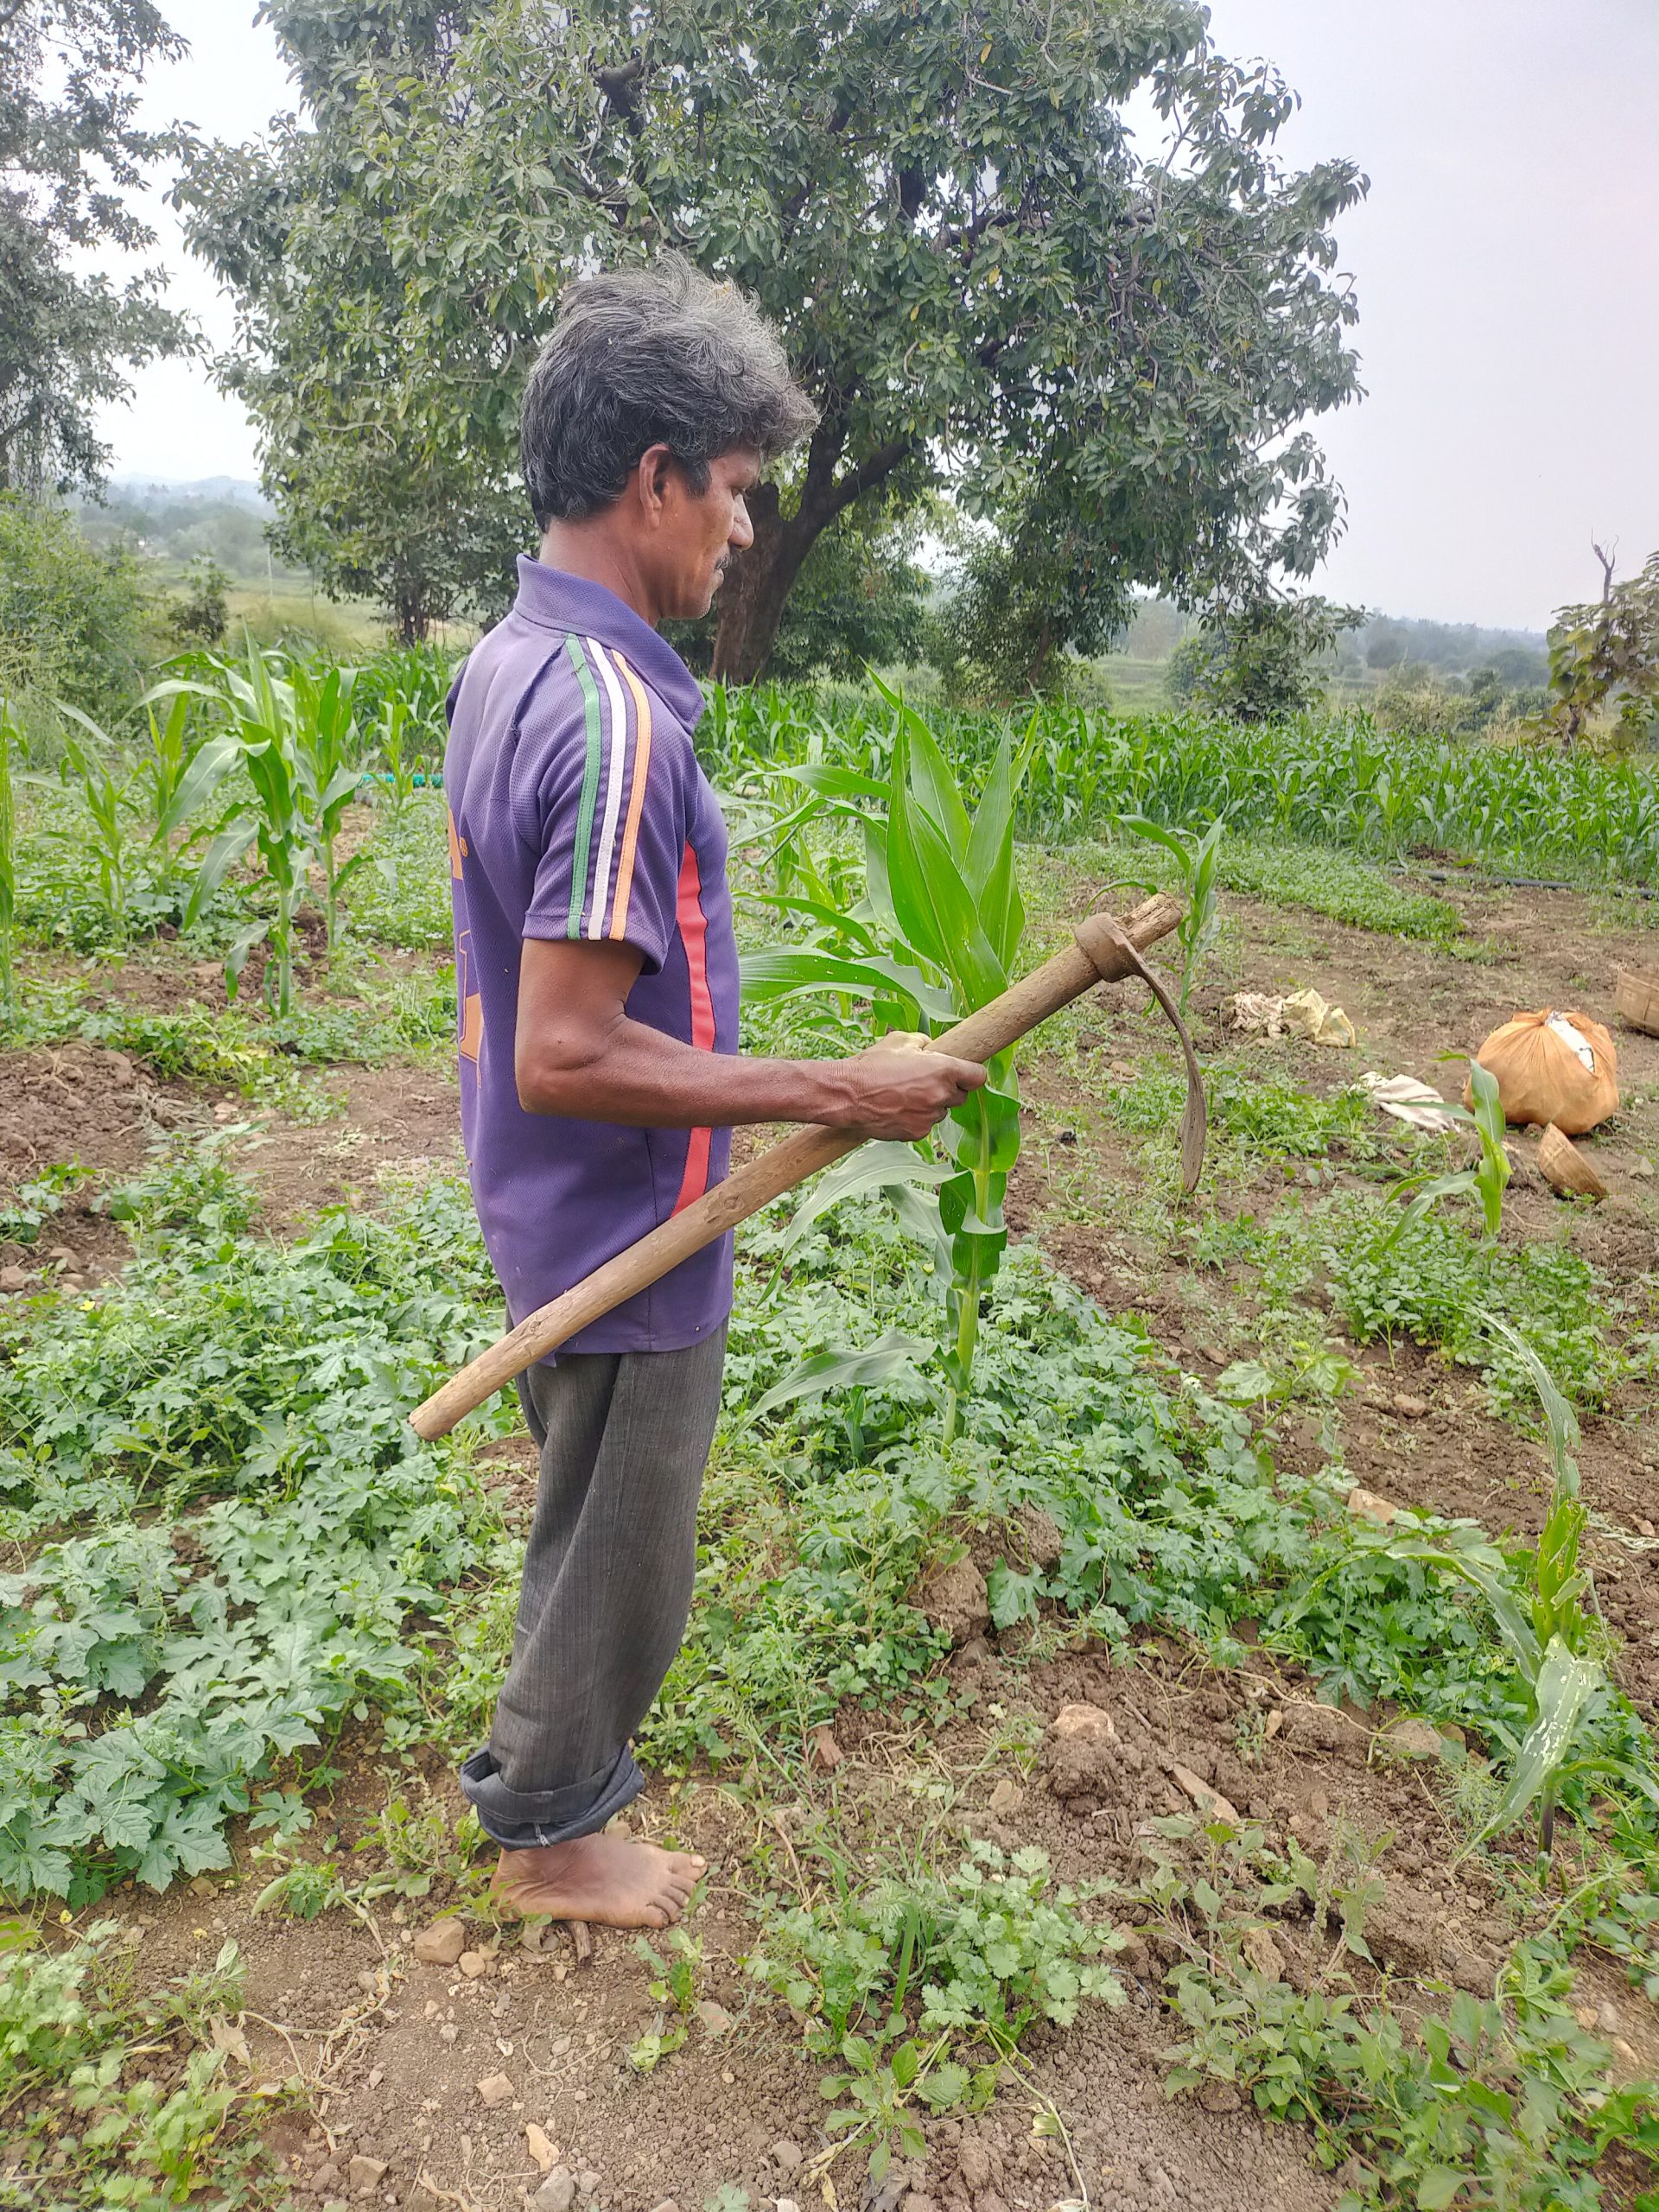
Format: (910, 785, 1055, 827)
(628, 1922, 705, 2072)
(0, 1921, 289, 2209)
(750, 1840, 1121, 2181)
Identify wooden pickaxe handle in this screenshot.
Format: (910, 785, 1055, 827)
(408, 890, 1185, 1440)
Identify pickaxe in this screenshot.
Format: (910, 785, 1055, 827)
(409, 891, 1202, 1440)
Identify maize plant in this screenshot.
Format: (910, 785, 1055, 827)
(1341, 1318, 1657, 1866)
(742, 680, 1032, 1440)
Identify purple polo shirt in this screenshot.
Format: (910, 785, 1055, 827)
(442, 558, 739, 1353)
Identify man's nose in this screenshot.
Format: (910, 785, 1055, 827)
(728, 495, 755, 552)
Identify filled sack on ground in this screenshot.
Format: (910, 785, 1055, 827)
(1467, 1009, 1619, 1135)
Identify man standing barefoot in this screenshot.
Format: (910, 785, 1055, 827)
(443, 260, 984, 1929)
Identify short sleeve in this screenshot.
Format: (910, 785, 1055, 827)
(522, 638, 688, 975)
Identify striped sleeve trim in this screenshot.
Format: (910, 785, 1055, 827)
(563, 633, 652, 941)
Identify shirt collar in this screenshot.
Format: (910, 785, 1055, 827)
(512, 556, 706, 729)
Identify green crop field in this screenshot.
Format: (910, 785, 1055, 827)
(1, 647, 1657, 2209)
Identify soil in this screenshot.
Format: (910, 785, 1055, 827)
(6, 868, 1659, 2210)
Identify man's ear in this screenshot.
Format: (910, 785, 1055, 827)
(636, 442, 675, 524)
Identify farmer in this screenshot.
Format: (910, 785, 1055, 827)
(442, 257, 986, 1929)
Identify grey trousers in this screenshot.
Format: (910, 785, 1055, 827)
(458, 1325, 727, 1850)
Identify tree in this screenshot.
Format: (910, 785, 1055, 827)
(179, 0, 1366, 671)
(0, 1, 194, 496)
(1167, 594, 1360, 721)
(1546, 548, 1659, 747)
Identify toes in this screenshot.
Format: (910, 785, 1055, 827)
(642, 1901, 671, 1928)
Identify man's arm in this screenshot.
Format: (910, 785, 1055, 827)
(516, 938, 984, 1143)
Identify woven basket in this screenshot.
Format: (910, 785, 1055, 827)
(1538, 1123, 1607, 1202)
(1615, 965, 1659, 1037)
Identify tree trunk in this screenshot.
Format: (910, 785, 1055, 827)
(710, 485, 817, 684)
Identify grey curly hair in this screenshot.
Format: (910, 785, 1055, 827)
(520, 256, 819, 528)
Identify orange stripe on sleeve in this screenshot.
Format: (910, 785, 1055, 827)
(607, 650, 653, 942)
(671, 839, 715, 1217)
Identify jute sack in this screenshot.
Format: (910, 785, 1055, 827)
(1466, 1009, 1619, 1135)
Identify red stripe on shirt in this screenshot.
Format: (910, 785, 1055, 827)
(671, 839, 715, 1217)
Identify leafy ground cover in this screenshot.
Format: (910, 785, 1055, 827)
(2, 683, 1658, 2210)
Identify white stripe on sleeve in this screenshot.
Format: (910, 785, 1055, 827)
(584, 637, 632, 940)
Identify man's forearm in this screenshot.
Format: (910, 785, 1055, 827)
(518, 1013, 860, 1130)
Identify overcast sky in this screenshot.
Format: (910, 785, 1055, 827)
(96, 0, 1658, 632)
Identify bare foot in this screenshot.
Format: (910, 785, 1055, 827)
(490, 1832, 707, 1929)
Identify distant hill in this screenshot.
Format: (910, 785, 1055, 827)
(103, 477, 270, 512)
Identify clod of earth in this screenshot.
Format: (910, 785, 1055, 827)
(524, 2123, 557, 2173)
(476, 2070, 514, 2107)
(533, 2171, 576, 2212)
(347, 2154, 389, 2191)
(411, 1916, 467, 1965)
(1013, 1503, 1065, 1568)
(914, 1550, 991, 1645)
(1276, 1702, 1367, 1758)
(457, 1948, 489, 1978)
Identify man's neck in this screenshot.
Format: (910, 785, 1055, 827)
(538, 524, 661, 628)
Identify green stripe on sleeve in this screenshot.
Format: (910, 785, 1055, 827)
(565, 634, 605, 938)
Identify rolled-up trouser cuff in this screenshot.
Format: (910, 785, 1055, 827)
(459, 1744, 645, 1850)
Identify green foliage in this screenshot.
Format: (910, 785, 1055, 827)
(627, 1923, 705, 2073)
(1341, 1320, 1649, 1866)
(750, 1841, 1121, 2179)
(167, 556, 231, 652)
(1167, 596, 1362, 722)
(180, 0, 1363, 667)
(1145, 1826, 1659, 2208)
(0, 498, 161, 734)
(745, 683, 1033, 1434)
(0, 1921, 289, 2209)
(1329, 1205, 1624, 1414)
(0, 1149, 507, 1901)
(1382, 1058, 1510, 1247)
(0, 4, 192, 499)
(1547, 548, 1659, 747)
(704, 683, 1659, 887)
(0, 699, 15, 1018)
(1119, 811, 1225, 1012)
(1214, 841, 1463, 944)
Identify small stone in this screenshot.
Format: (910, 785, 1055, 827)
(696, 1999, 733, 2036)
(1597, 1999, 1624, 2032)
(1391, 1392, 1428, 1418)
(1170, 1761, 1242, 1824)
(0, 1265, 30, 1292)
(438, 2023, 459, 2044)
(1198, 2079, 1243, 2113)
(46, 1243, 76, 1267)
(457, 1950, 489, 1979)
(647, 2202, 682, 2212)
(365, 2067, 383, 2090)
(1630, 1155, 1654, 1179)
(476, 2071, 513, 2107)
(1346, 1484, 1400, 1527)
(347, 2155, 389, 2194)
(1050, 1703, 1116, 1743)
(533, 2171, 576, 2212)
(901, 2195, 938, 2212)
(988, 1779, 1024, 1815)
(577, 2173, 601, 2196)
(1639, 1520, 1656, 1539)
(524, 2125, 557, 2174)
(771, 2139, 804, 2173)
(311, 2164, 341, 2194)
(412, 1918, 467, 1967)
(775, 2202, 799, 2212)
